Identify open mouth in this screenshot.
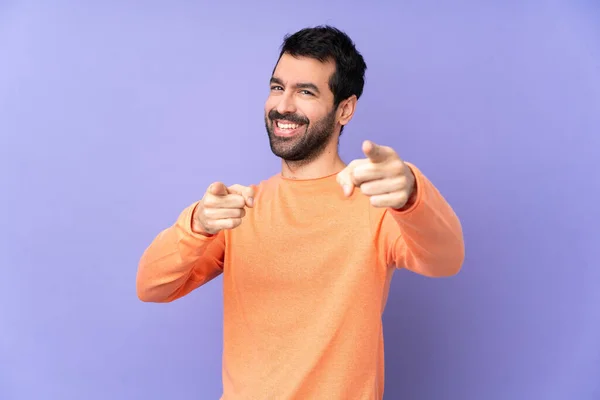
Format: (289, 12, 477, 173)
(273, 120, 306, 137)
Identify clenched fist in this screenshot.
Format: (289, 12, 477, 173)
(192, 182, 255, 235)
(336, 140, 416, 210)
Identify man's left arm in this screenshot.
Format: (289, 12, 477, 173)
(384, 162, 464, 276)
(337, 140, 465, 277)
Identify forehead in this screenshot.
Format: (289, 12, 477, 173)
(273, 53, 335, 88)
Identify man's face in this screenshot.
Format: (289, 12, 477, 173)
(264, 53, 339, 162)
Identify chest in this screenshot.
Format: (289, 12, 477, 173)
(223, 194, 381, 291)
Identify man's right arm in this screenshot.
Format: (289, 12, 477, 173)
(136, 201, 225, 303)
(136, 182, 254, 303)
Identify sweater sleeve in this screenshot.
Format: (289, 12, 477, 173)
(376, 163, 465, 277)
(136, 201, 225, 302)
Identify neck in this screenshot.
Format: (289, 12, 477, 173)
(280, 147, 346, 180)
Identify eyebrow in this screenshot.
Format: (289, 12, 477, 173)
(270, 77, 321, 94)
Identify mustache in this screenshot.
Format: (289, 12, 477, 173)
(268, 110, 309, 125)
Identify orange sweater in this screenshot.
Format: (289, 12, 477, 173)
(136, 163, 464, 399)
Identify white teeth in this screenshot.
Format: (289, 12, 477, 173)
(277, 121, 300, 129)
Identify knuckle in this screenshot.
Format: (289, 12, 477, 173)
(391, 160, 405, 175)
(396, 175, 407, 188)
(202, 196, 216, 208)
(396, 192, 408, 204)
(234, 195, 246, 207)
(201, 205, 214, 216)
(202, 220, 215, 232)
(359, 182, 371, 194)
(350, 170, 362, 185)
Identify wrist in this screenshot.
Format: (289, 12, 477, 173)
(191, 203, 213, 237)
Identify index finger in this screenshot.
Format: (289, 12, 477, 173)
(362, 140, 391, 164)
(227, 184, 255, 207)
(203, 192, 246, 209)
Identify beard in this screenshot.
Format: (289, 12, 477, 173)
(265, 108, 337, 163)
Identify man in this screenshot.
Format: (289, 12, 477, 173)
(137, 25, 464, 399)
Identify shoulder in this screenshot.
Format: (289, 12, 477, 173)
(248, 173, 281, 199)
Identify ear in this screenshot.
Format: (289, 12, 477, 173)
(337, 95, 358, 127)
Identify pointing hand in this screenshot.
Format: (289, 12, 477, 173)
(193, 182, 255, 235)
(336, 140, 416, 209)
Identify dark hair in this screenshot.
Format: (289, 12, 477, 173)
(276, 25, 367, 132)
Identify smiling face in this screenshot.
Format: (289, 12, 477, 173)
(264, 53, 342, 163)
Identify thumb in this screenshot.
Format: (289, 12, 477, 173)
(336, 167, 355, 197)
(227, 184, 255, 207)
(208, 182, 229, 196)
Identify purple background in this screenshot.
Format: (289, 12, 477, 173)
(2, 1, 599, 399)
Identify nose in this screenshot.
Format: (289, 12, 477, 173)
(276, 94, 296, 115)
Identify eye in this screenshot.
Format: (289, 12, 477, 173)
(270, 85, 283, 91)
(300, 90, 314, 96)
